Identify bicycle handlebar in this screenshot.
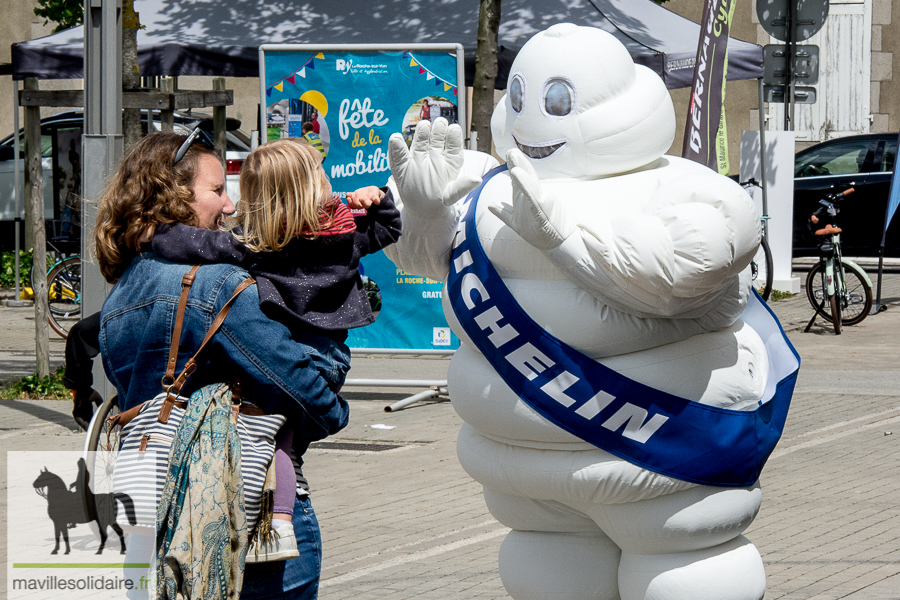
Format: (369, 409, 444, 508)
(824, 187, 854, 202)
(809, 187, 854, 227)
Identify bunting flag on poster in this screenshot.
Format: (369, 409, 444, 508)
(682, 0, 735, 173)
(406, 53, 459, 95)
(261, 46, 463, 351)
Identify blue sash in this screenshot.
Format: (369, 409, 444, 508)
(448, 166, 799, 487)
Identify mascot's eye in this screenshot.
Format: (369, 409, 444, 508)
(510, 75, 525, 114)
(542, 79, 575, 117)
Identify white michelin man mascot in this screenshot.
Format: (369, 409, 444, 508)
(385, 23, 797, 600)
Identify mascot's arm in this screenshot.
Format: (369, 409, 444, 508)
(545, 172, 760, 318)
(381, 189, 459, 282)
(384, 119, 495, 281)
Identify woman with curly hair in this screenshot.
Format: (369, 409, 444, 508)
(94, 131, 347, 600)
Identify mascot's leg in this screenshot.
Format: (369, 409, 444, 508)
(618, 536, 764, 600)
(458, 422, 622, 600)
(574, 485, 765, 600)
(486, 490, 621, 600)
(500, 530, 621, 600)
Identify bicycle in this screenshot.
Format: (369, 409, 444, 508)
(740, 179, 773, 301)
(30, 227, 82, 339)
(803, 187, 873, 335)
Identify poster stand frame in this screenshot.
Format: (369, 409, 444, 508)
(258, 43, 466, 410)
(345, 348, 453, 412)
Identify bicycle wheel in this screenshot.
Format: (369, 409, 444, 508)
(805, 261, 828, 312)
(46, 257, 81, 339)
(830, 292, 842, 334)
(836, 261, 873, 326)
(80, 396, 121, 538)
(751, 236, 773, 301)
(805, 260, 872, 326)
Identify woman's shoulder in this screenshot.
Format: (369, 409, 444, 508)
(193, 262, 254, 287)
(152, 260, 255, 305)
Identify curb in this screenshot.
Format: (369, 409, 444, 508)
(0, 287, 32, 307)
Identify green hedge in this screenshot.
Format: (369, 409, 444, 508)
(0, 366, 70, 400)
(0, 250, 35, 289)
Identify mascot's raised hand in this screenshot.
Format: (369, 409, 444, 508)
(388, 118, 482, 219)
(490, 148, 575, 251)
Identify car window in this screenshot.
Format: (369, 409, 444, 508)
(795, 141, 875, 177)
(225, 131, 250, 152)
(40, 135, 53, 157)
(0, 134, 53, 156)
(879, 139, 897, 173)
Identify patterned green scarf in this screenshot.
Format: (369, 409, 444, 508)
(156, 384, 248, 599)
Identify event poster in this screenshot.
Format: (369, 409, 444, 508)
(261, 48, 462, 351)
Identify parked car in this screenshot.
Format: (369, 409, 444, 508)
(793, 133, 899, 257)
(0, 110, 251, 228)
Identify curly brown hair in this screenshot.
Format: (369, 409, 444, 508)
(93, 132, 221, 282)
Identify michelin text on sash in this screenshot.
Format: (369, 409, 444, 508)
(452, 197, 670, 445)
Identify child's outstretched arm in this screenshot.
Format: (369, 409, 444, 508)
(347, 186, 402, 256)
(151, 222, 254, 267)
(346, 186, 383, 210)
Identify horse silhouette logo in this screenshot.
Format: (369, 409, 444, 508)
(32, 459, 136, 555)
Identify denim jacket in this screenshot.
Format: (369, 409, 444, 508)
(100, 253, 349, 442)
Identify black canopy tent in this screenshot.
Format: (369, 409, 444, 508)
(11, 0, 763, 89)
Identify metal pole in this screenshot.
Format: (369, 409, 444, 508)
(83, 0, 123, 400)
(344, 379, 449, 387)
(84, 0, 122, 136)
(757, 78, 770, 239)
(349, 348, 454, 356)
(783, 0, 794, 130)
(872, 209, 890, 314)
(788, 0, 797, 131)
(873, 248, 884, 310)
(385, 387, 448, 413)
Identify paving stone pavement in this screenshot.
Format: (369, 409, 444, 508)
(0, 269, 899, 599)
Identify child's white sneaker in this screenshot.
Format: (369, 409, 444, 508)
(246, 520, 300, 563)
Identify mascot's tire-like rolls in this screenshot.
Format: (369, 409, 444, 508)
(385, 22, 795, 600)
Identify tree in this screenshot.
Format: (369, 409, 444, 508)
(33, 0, 83, 33)
(471, 0, 501, 154)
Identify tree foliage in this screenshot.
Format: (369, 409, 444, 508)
(33, 0, 83, 33)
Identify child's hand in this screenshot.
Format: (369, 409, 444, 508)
(346, 186, 384, 209)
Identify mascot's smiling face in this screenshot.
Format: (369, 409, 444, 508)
(492, 23, 677, 180)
